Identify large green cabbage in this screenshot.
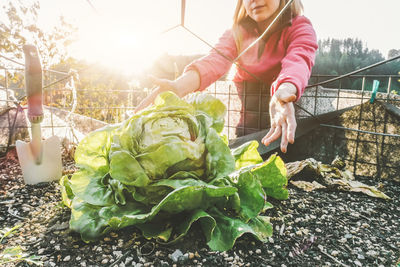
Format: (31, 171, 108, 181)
(60, 91, 288, 251)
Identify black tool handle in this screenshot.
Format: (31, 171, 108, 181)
(23, 45, 43, 123)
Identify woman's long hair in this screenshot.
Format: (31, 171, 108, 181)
(233, 0, 304, 52)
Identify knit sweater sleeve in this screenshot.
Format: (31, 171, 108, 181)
(270, 16, 318, 101)
(183, 29, 237, 91)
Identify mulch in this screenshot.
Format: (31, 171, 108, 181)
(1, 148, 399, 267)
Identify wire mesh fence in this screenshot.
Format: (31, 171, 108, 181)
(1, 0, 400, 180)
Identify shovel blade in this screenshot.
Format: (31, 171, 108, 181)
(16, 136, 62, 184)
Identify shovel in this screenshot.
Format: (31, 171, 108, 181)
(16, 45, 62, 184)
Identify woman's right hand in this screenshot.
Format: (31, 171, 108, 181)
(134, 76, 178, 113)
(135, 70, 201, 113)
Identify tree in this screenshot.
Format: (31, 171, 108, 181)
(311, 38, 399, 92)
(0, 0, 76, 68)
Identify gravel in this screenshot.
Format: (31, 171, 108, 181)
(0, 148, 399, 266)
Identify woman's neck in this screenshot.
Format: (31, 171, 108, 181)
(257, 17, 274, 34)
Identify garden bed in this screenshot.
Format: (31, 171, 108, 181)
(0, 150, 399, 267)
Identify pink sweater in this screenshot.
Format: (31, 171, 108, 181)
(184, 16, 318, 101)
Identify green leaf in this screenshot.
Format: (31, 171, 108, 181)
(74, 125, 117, 173)
(109, 150, 150, 187)
(60, 175, 74, 208)
(186, 93, 226, 133)
(205, 128, 235, 181)
(251, 154, 289, 200)
(206, 208, 273, 251)
(69, 170, 115, 206)
(231, 140, 263, 169)
(234, 170, 265, 222)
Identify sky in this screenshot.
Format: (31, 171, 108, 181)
(3, 0, 400, 74)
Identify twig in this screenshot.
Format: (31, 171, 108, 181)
(318, 247, 350, 267)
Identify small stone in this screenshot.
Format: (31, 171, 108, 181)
(76, 256, 81, 261)
(38, 248, 45, 254)
(344, 234, 353, 239)
(331, 250, 339, 257)
(357, 254, 365, 260)
(255, 249, 262, 254)
(54, 245, 60, 251)
(180, 253, 189, 262)
(354, 260, 362, 266)
(110, 232, 118, 238)
(169, 249, 183, 262)
(113, 251, 123, 257)
(366, 250, 378, 257)
(188, 252, 195, 259)
(125, 257, 133, 264)
(225, 257, 233, 261)
(63, 255, 71, 262)
(268, 237, 274, 243)
(101, 259, 109, 264)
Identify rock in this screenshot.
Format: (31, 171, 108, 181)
(125, 257, 133, 264)
(344, 233, 353, 239)
(113, 250, 123, 257)
(169, 249, 183, 262)
(63, 255, 71, 261)
(331, 250, 339, 257)
(354, 260, 362, 266)
(366, 250, 378, 257)
(255, 249, 262, 254)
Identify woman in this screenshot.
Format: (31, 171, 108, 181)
(135, 0, 318, 153)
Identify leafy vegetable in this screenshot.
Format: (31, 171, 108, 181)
(60, 91, 289, 251)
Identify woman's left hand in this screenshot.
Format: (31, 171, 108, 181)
(262, 83, 297, 153)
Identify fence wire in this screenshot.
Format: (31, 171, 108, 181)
(1, 0, 400, 179)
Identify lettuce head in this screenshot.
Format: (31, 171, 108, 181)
(60, 91, 288, 251)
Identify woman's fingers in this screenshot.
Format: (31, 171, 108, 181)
(262, 126, 276, 144)
(262, 126, 281, 146)
(134, 87, 160, 113)
(280, 122, 288, 153)
(286, 111, 296, 144)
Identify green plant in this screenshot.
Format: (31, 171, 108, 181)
(0, 246, 42, 266)
(60, 91, 289, 251)
(0, 224, 22, 243)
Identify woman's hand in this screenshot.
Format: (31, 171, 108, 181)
(262, 83, 297, 153)
(134, 70, 200, 113)
(134, 76, 178, 113)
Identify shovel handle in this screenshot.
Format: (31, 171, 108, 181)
(23, 45, 43, 123)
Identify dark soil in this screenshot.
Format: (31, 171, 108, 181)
(0, 149, 399, 267)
